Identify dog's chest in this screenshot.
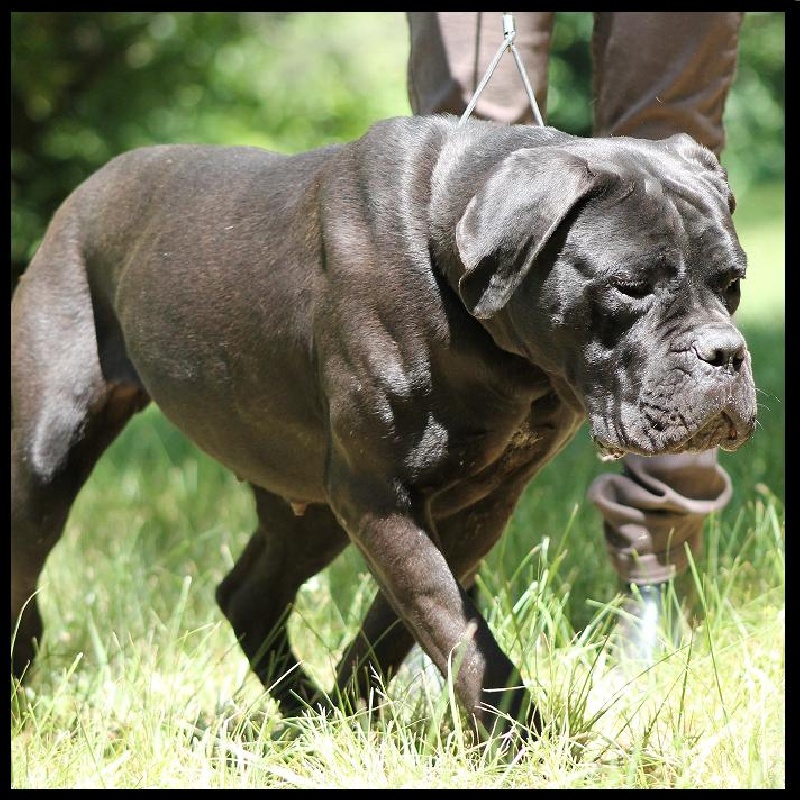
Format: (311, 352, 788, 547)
(425, 390, 584, 517)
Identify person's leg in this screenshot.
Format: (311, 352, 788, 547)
(406, 12, 554, 123)
(591, 12, 744, 157)
(588, 451, 732, 582)
(588, 451, 734, 660)
(588, 12, 745, 659)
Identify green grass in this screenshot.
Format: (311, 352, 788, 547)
(11, 181, 784, 788)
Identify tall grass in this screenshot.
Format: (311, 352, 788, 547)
(11, 178, 784, 787)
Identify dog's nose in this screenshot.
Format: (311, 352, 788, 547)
(692, 325, 747, 371)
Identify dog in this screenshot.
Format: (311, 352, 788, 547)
(11, 114, 757, 742)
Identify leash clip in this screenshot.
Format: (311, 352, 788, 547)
(459, 12, 544, 127)
(502, 11, 516, 42)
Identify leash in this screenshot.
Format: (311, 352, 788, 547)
(459, 12, 544, 126)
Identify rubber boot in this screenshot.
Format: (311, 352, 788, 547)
(588, 452, 732, 667)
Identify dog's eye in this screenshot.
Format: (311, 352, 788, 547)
(724, 277, 741, 296)
(718, 274, 742, 314)
(611, 278, 651, 299)
(715, 273, 742, 298)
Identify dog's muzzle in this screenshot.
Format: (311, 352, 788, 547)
(590, 325, 758, 460)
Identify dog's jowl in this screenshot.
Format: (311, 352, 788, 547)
(11, 115, 757, 742)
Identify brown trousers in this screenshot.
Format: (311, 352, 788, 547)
(406, 11, 744, 584)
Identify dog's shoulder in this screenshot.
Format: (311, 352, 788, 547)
(357, 114, 575, 160)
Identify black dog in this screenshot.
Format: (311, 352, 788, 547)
(11, 115, 757, 741)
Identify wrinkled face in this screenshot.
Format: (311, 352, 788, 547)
(508, 160, 758, 459)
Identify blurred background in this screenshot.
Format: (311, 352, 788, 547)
(10, 12, 784, 289)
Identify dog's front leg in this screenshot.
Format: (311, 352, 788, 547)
(328, 476, 532, 741)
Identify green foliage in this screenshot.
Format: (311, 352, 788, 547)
(722, 12, 786, 192)
(10, 11, 784, 288)
(544, 13, 594, 135)
(10, 12, 410, 284)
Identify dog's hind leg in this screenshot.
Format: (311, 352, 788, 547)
(215, 488, 349, 717)
(11, 230, 149, 681)
(333, 589, 415, 708)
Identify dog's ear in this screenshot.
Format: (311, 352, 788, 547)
(456, 148, 600, 319)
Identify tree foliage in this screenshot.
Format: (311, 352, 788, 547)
(10, 12, 410, 287)
(11, 12, 784, 289)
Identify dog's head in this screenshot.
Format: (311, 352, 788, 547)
(454, 132, 757, 458)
